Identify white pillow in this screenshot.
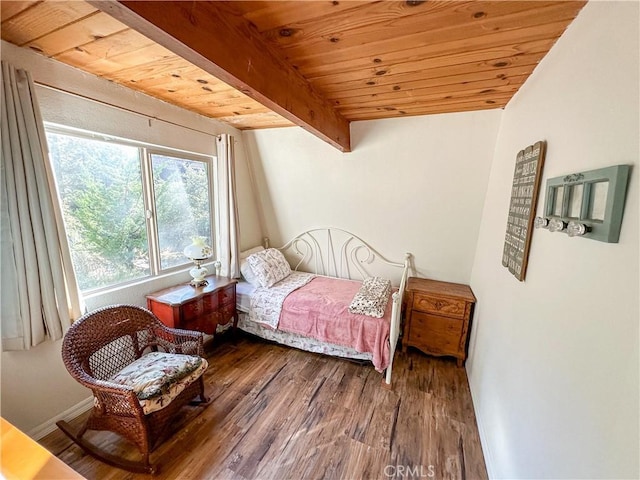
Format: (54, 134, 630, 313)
(240, 246, 264, 260)
(239, 246, 264, 286)
(246, 248, 291, 288)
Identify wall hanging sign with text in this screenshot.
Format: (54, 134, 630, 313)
(502, 141, 546, 281)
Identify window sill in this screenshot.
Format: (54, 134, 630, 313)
(82, 261, 217, 307)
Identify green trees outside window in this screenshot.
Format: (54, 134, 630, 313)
(46, 130, 213, 292)
(151, 153, 211, 270)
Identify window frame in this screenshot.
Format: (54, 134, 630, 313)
(45, 123, 216, 295)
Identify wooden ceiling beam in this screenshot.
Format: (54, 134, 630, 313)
(89, 0, 351, 152)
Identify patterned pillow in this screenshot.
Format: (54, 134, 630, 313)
(348, 276, 392, 318)
(246, 248, 292, 288)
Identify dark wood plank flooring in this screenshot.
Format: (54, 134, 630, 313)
(40, 334, 487, 480)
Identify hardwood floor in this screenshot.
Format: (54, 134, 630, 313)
(40, 334, 487, 480)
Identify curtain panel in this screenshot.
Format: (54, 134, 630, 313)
(215, 134, 241, 279)
(0, 61, 83, 351)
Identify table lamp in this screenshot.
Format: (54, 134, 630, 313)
(183, 237, 212, 287)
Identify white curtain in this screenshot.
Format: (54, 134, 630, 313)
(0, 61, 83, 351)
(215, 134, 241, 278)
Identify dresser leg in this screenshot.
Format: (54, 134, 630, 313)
(227, 313, 236, 342)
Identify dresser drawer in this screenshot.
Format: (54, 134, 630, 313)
(202, 294, 219, 313)
(182, 312, 217, 335)
(219, 285, 235, 306)
(220, 304, 235, 324)
(146, 276, 237, 334)
(409, 311, 463, 356)
(413, 293, 466, 319)
(182, 299, 203, 322)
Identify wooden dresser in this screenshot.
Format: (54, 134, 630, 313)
(146, 276, 237, 335)
(403, 277, 476, 367)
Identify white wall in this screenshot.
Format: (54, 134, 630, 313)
(243, 110, 502, 284)
(467, 2, 639, 479)
(0, 41, 263, 436)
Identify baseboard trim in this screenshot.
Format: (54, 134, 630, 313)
(466, 367, 497, 479)
(28, 396, 93, 441)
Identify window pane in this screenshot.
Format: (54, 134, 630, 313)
(567, 184, 584, 218)
(47, 132, 149, 290)
(587, 181, 609, 221)
(552, 186, 564, 216)
(151, 153, 212, 270)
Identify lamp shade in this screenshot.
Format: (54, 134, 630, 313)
(183, 237, 212, 261)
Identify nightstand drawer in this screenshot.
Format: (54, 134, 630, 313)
(410, 312, 462, 355)
(413, 293, 466, 319)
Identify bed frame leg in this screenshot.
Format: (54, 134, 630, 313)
(381, 366, 394, 390)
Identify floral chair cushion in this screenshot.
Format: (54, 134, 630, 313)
(109, 351, 207, 401)
(138, 360, 208, 415)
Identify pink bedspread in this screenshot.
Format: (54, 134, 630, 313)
(278, 276, 393, 372)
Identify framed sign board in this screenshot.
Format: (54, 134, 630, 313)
(502, 141, 546, 281)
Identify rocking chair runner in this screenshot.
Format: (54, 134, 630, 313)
(57, 304, 209, 474)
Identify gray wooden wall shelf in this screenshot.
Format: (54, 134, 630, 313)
(534, 164, 631, 243)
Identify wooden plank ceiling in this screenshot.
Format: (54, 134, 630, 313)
(1, 0, 585, 151)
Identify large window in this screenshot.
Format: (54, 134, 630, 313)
(46, 128, 213, 292)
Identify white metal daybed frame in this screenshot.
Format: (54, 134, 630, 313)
(252, 227, 412, 388)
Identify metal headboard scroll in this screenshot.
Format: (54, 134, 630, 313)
(274, 227, 405, 283)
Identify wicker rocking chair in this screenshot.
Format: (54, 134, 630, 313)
(57, 304, 209, 474)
